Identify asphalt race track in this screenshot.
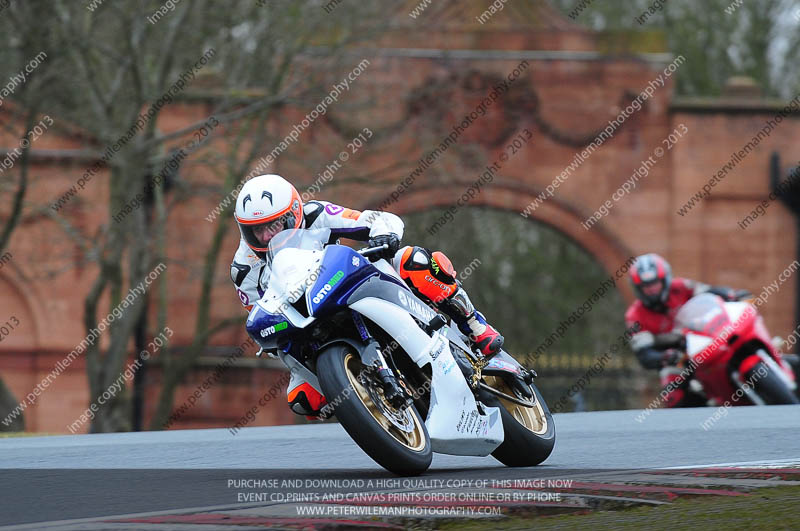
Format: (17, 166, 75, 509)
(1, 406, 799, 528)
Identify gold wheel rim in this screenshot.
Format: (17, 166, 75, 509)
(343, 352, 426, 452)
(484, 375, 548, 435)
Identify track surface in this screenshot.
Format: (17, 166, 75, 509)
(1, 406, 799, 527)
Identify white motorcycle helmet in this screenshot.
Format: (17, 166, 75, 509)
(234, 174, 303, 259)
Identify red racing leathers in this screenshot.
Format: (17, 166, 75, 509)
(625, 278, 740, 407)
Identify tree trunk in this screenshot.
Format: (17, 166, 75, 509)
(148, 211, 236, 430)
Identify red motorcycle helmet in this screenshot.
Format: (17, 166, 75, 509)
(629, 253, 672, 310)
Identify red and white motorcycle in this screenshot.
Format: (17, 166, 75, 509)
(673, 293, 798, 405)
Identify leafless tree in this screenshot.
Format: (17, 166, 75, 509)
(0, 0, 388, 432)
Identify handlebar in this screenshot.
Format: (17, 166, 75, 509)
(736, 289, 754, 301)
(358, 243, 389, 257)
(654, 332, 686, 350)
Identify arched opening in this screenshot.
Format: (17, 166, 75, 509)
(0, 271, 44, 431)
(376, 184, 647, 411)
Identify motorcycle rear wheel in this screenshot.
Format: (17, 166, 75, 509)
(316, 344, 432, 476)
(480, 375, 555, 467)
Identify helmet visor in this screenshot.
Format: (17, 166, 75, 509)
(239, 211, 298, 251)
(638, 278, 667, 307)
(641, 280, 664, 297)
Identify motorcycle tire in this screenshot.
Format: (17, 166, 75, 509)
(316, 343, 432, 476)
(478, 376, 555, 467)
(746, 362, 799, 405)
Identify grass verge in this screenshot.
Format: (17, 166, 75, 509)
(437, 485, 800, 530)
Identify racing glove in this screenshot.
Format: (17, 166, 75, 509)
(653, 332, 686, 350)
(367, 233, 400, 262)
(631, 331, 686, 370)
(661, 348, 684, 367)
(733, 289, 753, 301)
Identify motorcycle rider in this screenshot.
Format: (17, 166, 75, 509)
(230, 174, 504, 418)
(625, 253, 750, 407)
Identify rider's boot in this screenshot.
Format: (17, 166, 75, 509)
(286, 360, 330, 420)
(452, 308, 504, 358)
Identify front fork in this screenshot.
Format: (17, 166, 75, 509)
(351, 311, 410, 409)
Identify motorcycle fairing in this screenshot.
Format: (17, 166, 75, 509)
(347, 275, 440, 325)
(307, 245, 388, 317)
(484, 352, 525, 376)
(685, 332, 713, 359)
(247, 246, 325, 349)
(348, 295, 504, 456)
(249, 237, 505, 456)
(676, 294, 797, 402)
(247, 306, 293, 350)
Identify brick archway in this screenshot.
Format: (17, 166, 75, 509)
(0, 271, 43, 349)
(364, 180, 636, 303)
(0, 270, 48, 430)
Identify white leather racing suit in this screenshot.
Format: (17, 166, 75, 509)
(230, 200, 404, 417)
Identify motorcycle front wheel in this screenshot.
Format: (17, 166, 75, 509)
(316, 344, 432, 476)
(746, 361, 799, 405)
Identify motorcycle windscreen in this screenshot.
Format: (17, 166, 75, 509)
(266, 227, 329, 309)
(267, 227, 330, 263)
(674, 293, 731, 337)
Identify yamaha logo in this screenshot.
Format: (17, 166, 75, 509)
(397, 291, 436, 321)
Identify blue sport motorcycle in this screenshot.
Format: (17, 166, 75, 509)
(246, 228, 554, 475)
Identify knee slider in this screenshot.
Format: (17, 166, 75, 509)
(430, 251, 456, 282)
(396, 246, 457, 284)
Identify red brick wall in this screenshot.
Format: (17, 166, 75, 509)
(2, 5, 798, 431)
